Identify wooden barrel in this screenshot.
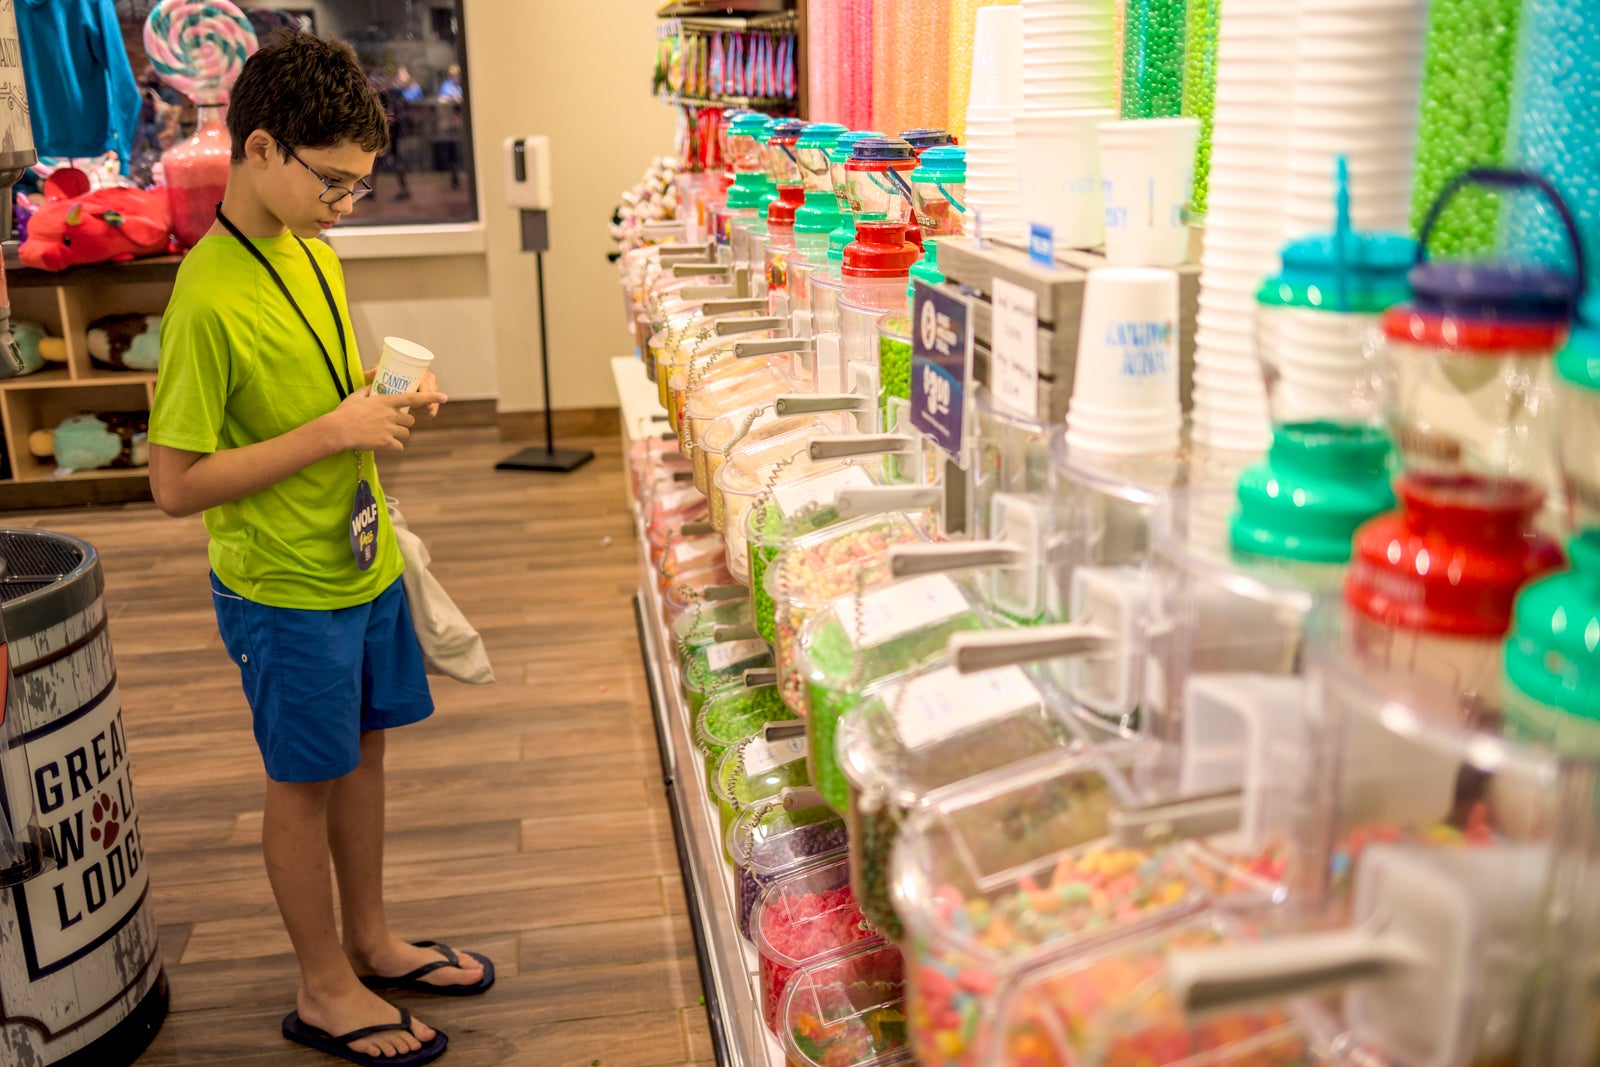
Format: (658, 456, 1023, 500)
(0, 530, 167, 1065)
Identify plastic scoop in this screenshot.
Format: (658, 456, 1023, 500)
(1168, 843, 1551, 1067)
(810, 434, 919, 460)
(716, 316, 787, 336)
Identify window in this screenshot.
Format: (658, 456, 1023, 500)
(116, 0, 476, 227)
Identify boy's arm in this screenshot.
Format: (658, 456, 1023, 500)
(150, 387, 447, 517)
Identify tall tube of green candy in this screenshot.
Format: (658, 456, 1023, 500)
(1409, 0, 1521, 255)
(1120, 0, 1187, 120)
(1181, 0, 1218, 218)
(1504, 0, 1600, 274)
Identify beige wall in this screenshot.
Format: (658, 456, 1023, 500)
(463, 0, 676, 412)
(342, 255, 499, 399)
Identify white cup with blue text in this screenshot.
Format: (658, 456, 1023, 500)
(1066, 267, 1182, 455)
(1096, 117, 1200, 267)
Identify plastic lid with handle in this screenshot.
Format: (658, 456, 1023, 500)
(1383, 168, 1584, 353)
(1256, 157, 1413, 315)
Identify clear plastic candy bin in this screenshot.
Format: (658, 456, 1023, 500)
(780, 941, 912, 1067)
(718, 450, 872, 583)
(753, 855, 885, 1037)
(728, 796, 849, 944)
(797, 574, 988, 812)
(694, 681, 796, 798)
(703, 413, 847, 535)
(836, 663, 1078, 938)
(995, 912, 1325, 1067)
(683, 636, 772, 720)
(682, 364, 794, 466)
(891, 749, 1226, 1067)
(714, 734, 814, 867)
(1146, 602, 1584, 1067)
(672, 596, 755, 672)
(768, 515, 927, 718)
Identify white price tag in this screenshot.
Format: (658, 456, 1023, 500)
(706, 639, 769, 672)
(834, 574, 970, 650)
(773, 465, 874, 517)
(659, 487, 702, 513)
(671, 537, 715, 565)
(990, 278, 1040, 419)
(891, 665, 1042, 749)
(744, 735, 809, 776)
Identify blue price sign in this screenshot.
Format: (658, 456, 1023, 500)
(910, 279, 973, 462)
(1028, 223, 1055, 266)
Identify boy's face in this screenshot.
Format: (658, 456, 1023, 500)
(255, 135, 377, 239)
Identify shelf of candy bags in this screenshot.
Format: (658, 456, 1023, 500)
(653, 17, 799, 110)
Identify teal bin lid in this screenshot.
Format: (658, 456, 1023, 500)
(797, 122, 848, 151)
(1231, 421, 1397, 564)
(908, 240, 945, 302)
(1256, 158, 1414, 314)
(755, 118, 779, 144)
(1557, 295, 1600, 392)
(1503, 528, 1600, 721)
(829, 129, 884, 165)
(911, 145, 967, 182)
(727, 112, 770, 139)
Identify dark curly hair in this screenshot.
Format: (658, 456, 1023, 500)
(227, 29, 389, 162)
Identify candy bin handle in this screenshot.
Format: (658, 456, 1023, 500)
(887, 541, 1025, 577)
(946, 625, 1112, 674)
(1415, 167, 1586, 304)
(715, 316, 786, 336)
(1167, 927, 1419, 1017)
(832, 485, 944, 516)
(734, 338, 814, 358)
(774, 393, 866, 416)
(1108, 790, 1245, 847)
(700, 298, 768, 314)
(809, 434, 917, 459)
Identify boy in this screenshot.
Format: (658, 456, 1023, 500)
(150, 31, 488, 1067)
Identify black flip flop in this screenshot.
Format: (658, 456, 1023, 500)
(359, 940, 496, 997)
(281, 1005, 447, 1066)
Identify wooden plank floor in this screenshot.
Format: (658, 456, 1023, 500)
(9, 427, 717, 1067)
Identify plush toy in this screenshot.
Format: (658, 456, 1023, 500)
(7, 321, 66, 376)
(18, 172, 171, 271)
(29, 412, 150, 471)
(88, 314, 162, 371)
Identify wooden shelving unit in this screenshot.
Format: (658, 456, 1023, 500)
(0, 251, 180, 509)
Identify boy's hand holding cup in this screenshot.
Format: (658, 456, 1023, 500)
(371, 336, 444, 418)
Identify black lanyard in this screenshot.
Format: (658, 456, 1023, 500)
(215, 204, 355, 401)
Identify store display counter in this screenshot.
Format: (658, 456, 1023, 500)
(616, 356, 786, 1067)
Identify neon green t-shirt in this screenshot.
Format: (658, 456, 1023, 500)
(150, 231, 404, 610)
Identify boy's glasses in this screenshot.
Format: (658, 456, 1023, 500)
(288, 148, 373, 205)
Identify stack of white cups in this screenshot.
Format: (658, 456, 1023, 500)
(1188, 0, 1299, 454)
(1021, 0, 1116, 109)
(1013, 0, 1116, 250)
(965, 6, 1026, 240)
(1066, 268, 1184, 456)
(1282, 0, 1426, 235)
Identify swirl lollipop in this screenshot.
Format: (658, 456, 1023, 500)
(143, 0, 260, 106)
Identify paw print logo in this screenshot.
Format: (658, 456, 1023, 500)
(89, 793, 120, 849)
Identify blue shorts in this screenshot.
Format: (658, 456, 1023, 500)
(210, 572, 434, 783)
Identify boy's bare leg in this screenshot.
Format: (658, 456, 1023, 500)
(330, 729, 485, 988)
(263, 776, 433, 1057)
